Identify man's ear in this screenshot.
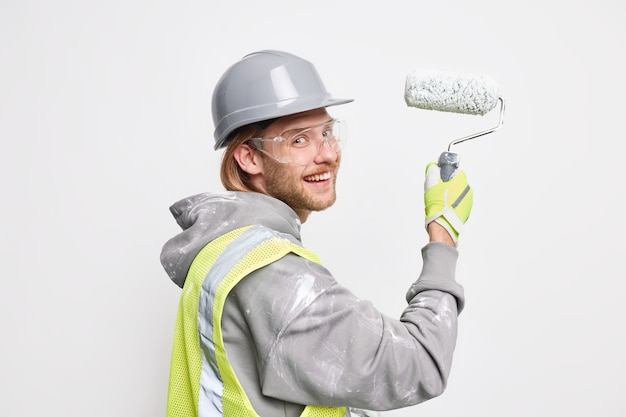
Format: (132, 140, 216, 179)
(233, 143, 263, 175)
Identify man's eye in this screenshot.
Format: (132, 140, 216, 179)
(292, 136, 309, 147)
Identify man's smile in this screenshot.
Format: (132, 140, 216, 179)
(303, 171, 332, 183)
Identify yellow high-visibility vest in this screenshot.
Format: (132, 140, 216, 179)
(167, 225, 346, 417)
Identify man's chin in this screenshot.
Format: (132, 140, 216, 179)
(310, 195, 337, 212)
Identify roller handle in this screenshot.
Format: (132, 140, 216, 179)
(438, 151, 460, 182)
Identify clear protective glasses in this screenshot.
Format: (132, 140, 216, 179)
(249, 118, 346, 165)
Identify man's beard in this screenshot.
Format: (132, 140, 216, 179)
(262, 157, 339, 213)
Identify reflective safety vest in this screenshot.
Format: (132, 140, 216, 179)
(167, 224, 347, 417)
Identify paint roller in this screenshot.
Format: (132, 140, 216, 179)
(404, 68, 506, 181)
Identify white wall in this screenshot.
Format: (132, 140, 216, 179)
(1, 0, 624, 416)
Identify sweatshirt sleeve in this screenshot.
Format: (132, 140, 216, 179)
(249, 242, 465, 411)
(406, 242, 465, 312)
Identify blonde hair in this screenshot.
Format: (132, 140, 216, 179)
(220, 125, 264, 192)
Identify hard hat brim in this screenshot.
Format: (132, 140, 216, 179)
(213, 97, 353, 150)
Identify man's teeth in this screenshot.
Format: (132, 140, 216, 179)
(305, 172, 331, 182)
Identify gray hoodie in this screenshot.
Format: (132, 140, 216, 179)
(160, 191, 465, 416)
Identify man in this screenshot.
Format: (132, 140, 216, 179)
(160, 50, 473, 417)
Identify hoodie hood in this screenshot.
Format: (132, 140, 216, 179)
(160, 191, 302, 288)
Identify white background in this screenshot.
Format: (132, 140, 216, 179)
(1, 0, 624, 416)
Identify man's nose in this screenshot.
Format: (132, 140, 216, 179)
(314, 138, 338, 162)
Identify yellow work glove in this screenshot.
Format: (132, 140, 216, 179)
(424, 162, 473, 243)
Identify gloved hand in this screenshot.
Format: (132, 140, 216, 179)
(424, 162, 473, 243)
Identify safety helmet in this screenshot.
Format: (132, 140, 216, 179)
(212, 50, 353, 150)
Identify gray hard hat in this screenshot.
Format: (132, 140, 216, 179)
(212, 50, 353, 149)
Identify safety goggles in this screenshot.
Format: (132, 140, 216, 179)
(249, 119, 346, 165)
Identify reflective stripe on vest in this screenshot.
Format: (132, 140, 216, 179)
(167, 225, 347, 417)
